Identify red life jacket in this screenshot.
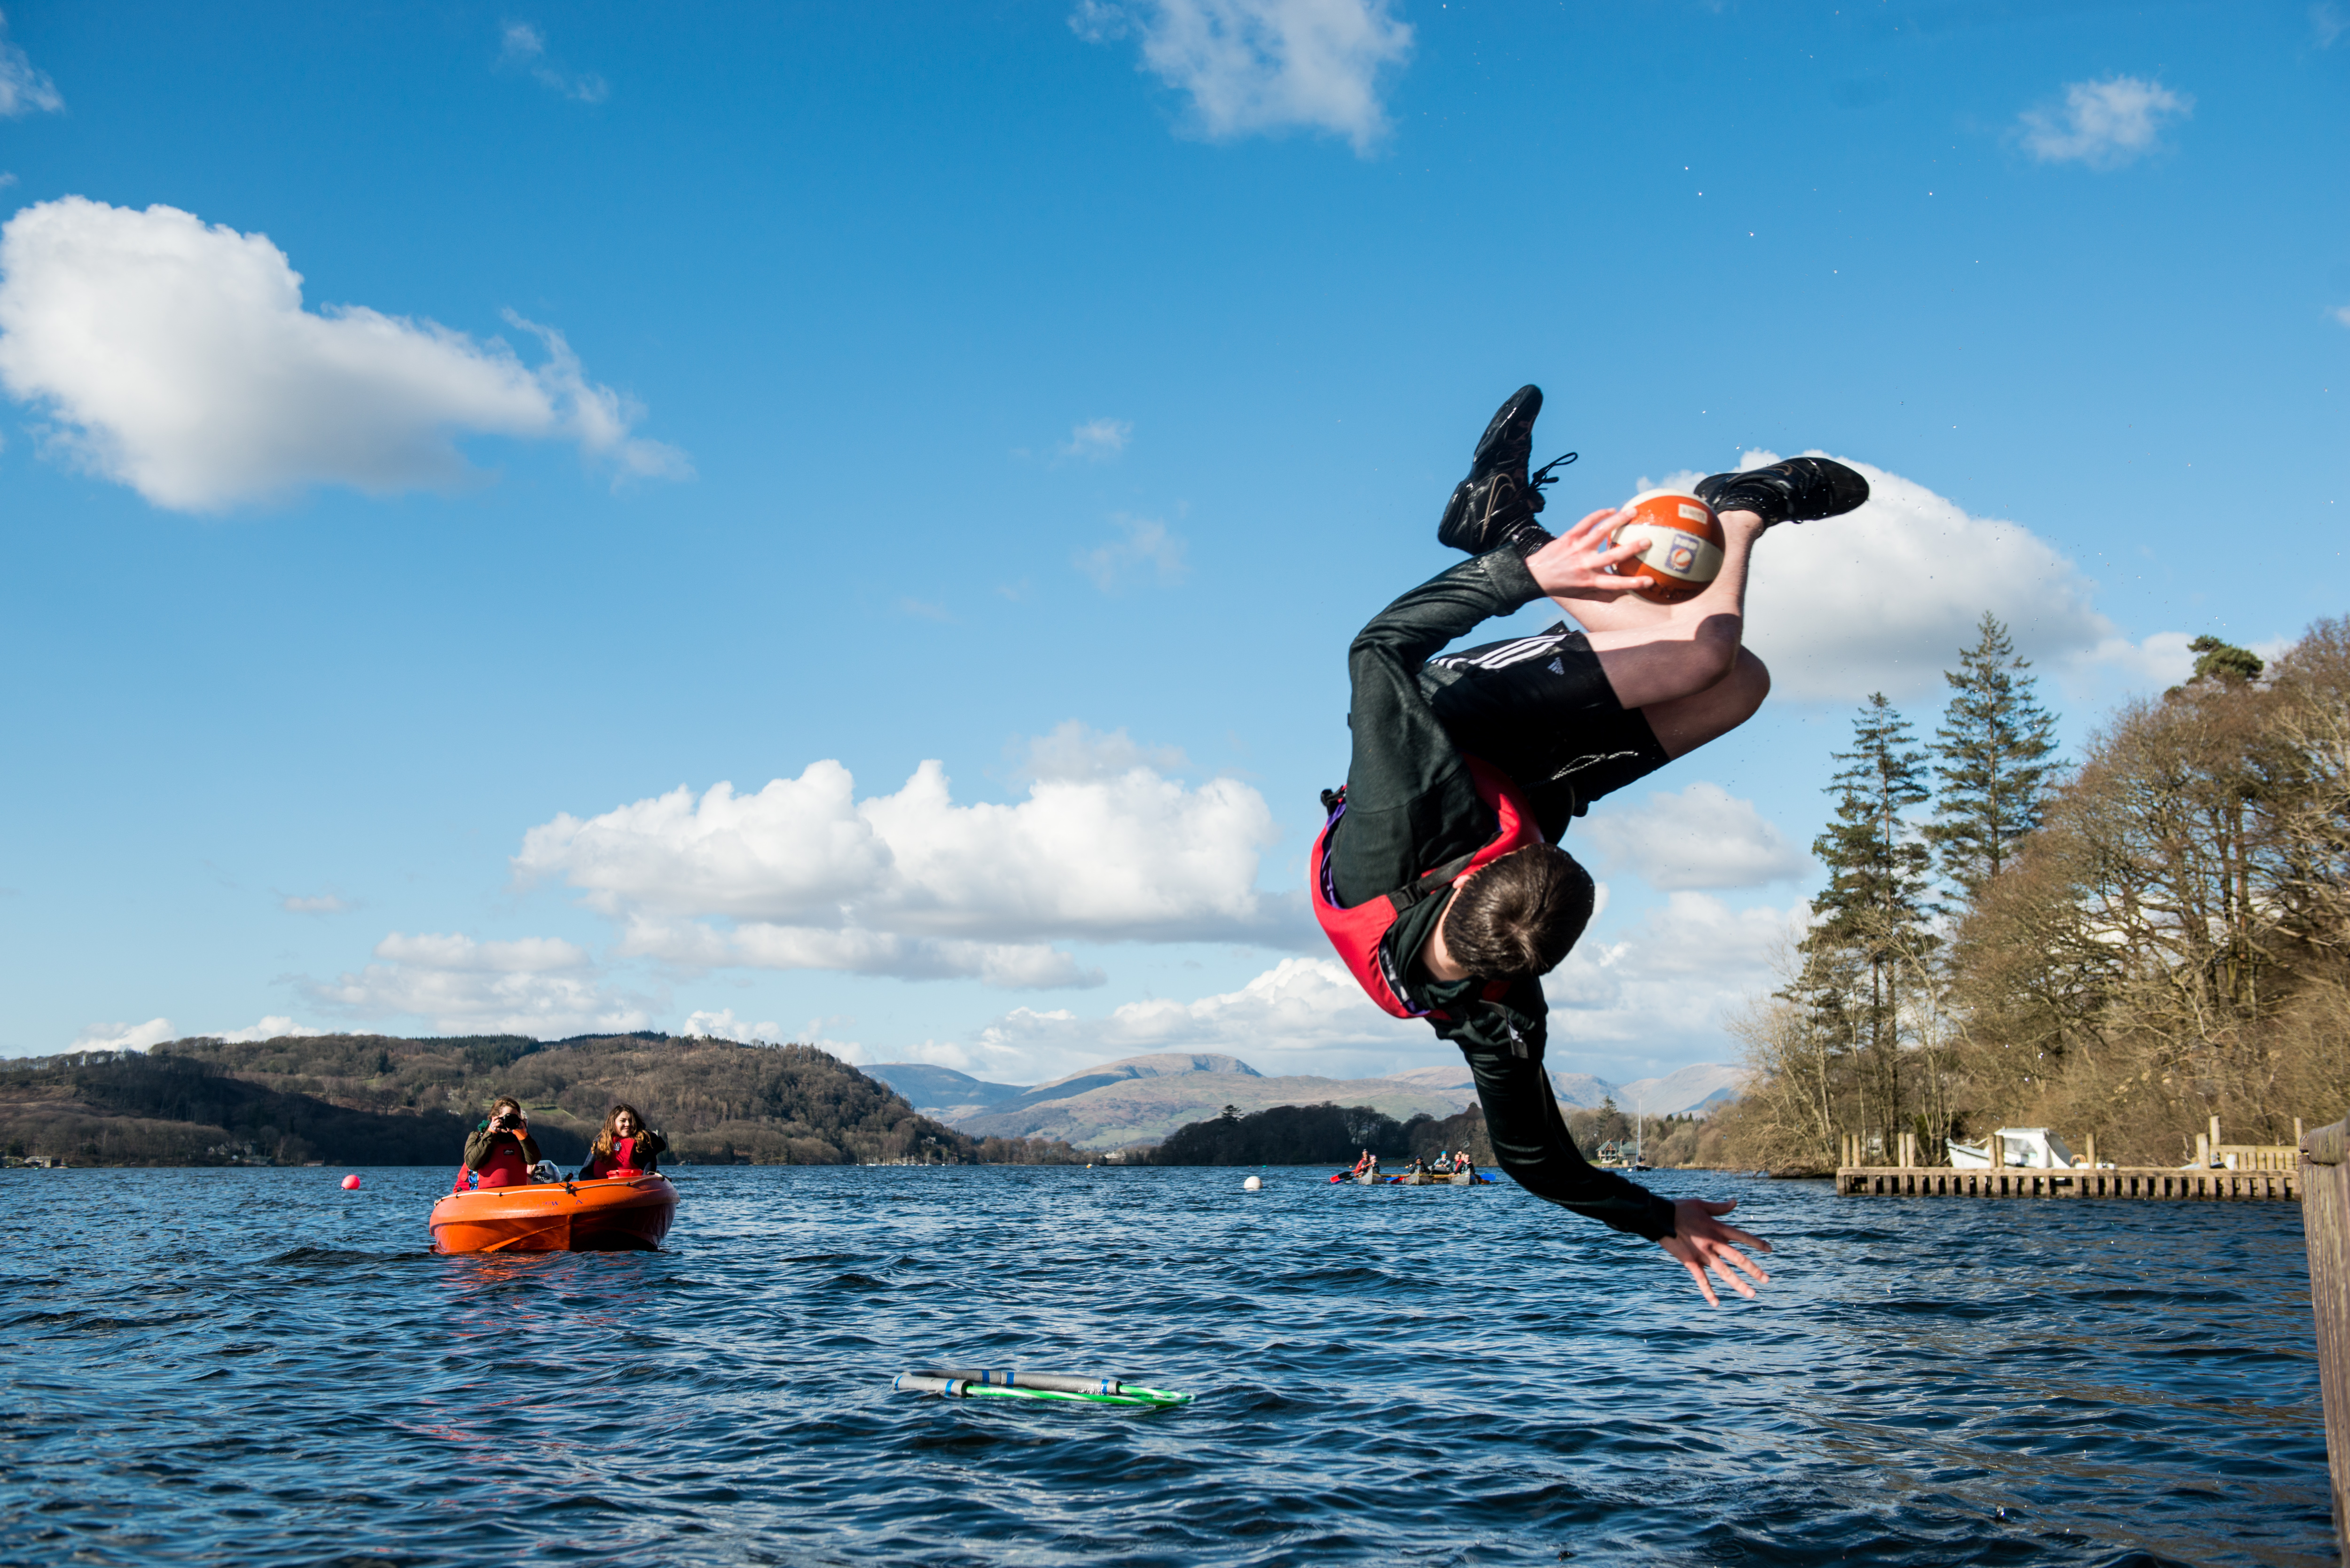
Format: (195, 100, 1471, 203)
(470, 1135, 532, 1191)
(1309, 755, 1543, 1021)
(584, 1135, 650, 1180)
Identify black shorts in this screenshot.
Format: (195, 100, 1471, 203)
(1419, 622, 1670, 843)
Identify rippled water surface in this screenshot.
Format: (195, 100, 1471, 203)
(0, 1166, 2329, 1567)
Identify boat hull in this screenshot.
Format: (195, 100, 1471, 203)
(429, 1175, 678, 1255)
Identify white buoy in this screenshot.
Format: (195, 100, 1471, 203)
(1243, 1175, 1262, 1192)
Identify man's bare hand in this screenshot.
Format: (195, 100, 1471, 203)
(1658, 1197, 1773, 1307)
(1525, 507, 1647, 601)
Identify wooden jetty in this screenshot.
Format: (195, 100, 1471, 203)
(2301, 1115, 2350, 1561)
(1836, 1122, 2301, 1201)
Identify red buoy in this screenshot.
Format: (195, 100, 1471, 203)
(341, 1174, 362, 1190)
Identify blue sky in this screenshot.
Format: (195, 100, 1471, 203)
(0, 0, 2342, 1085)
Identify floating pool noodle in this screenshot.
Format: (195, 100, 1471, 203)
(894, 1371, 1191, 1406)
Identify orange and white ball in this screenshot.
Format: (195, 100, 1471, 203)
(1608, 490, 1724, 605)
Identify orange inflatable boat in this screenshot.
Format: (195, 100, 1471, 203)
(428, 1174, 678, 1254)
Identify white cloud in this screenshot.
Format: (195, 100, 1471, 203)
(1577, 782, 1810, 891)
(1073, 0, 1411, 154)
(281, 891, 354, 915)
(499, 21, 609, 103)
(2333, 305, 2350, 328)
(214, 1016, 328, 1043)
(2019, 76, 2190, 169)
(68, 1017, 173, 1053)
(1543, 892, 1808, 1065)
(304, 930, 652, 1036)
(682, 1007, 784, 1043)
(2319, 4, 2348, 47)
(0, 12, 61, 118)
(911, 955, 1429, 1083)
(1077, 515, 1188, 591)
(1060, 417, 1131, 460)
(1018, 718, 1188, 781)
(1682, 451, 2116, 702)
(514, 729, 1301, 987)
(0, 197, 688, 512)
(2078, 629, 2196, 688)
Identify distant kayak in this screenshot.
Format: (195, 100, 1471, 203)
(429, 1174, 678, 1254)
(1328, 1169, 1496, 1186)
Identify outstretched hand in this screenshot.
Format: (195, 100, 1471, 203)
(1658, 1198, 1773, 1307)
(1525, 507, 1646, 601)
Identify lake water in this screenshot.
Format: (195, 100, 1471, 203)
(0, 1166, 2329, 1567)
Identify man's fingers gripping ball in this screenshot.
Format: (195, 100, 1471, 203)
(1530, 508, 1648, 601)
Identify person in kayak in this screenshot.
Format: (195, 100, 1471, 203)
(1316, 384, 1869, 1305)
(578, 1103, 668, 1180)
(461, 1098, 542, 1190)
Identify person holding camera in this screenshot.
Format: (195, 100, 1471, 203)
(460, 1097, 542, 1190)
(578, 1103, 666, 1180)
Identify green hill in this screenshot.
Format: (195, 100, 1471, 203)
(0, 1032, 1084, 1168)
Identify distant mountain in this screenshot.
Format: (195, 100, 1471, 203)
(1364, 1063, 1641, 1113)
(876, 1051, 1746, 1150)
(947, 1054, 1457, 1150)
(859, 1063, 1027, 1122)
(1611, 1063, 1751, 1117)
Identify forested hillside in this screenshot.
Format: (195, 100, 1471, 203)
(0, 1032, 1085, 1168)
(1722, 616, 2350, 1172)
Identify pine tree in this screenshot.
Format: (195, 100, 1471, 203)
(1928, 613, 2061, 899)
(1800, 693, 1936, 1149)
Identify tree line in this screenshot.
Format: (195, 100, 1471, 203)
(0, 1032, 1087, 1167)
(1719, 615, 2350, 1170)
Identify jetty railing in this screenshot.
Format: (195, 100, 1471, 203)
(2303, 1116, 2350, 1562)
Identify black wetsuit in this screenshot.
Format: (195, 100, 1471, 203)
(1326, 548, 1676, 1241)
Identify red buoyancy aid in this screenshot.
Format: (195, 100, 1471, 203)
(582, 1135, 650, 1180)
(1308, 755, 1545, 1020)
(470, 1135, 532, 1191)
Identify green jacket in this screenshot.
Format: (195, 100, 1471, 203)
(463, 1123, 541, 1173)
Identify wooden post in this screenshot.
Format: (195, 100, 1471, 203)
(2084, 1131, 2097, 1168)
(2211, 1115, 2223, 1155)
(2197, 1132, 2211, 1168)
(1990, 1131, 2005, 1172)
(2301, 1115, 2350, 1561)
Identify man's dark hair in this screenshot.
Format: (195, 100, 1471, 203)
(1445, 844, 1595, 980)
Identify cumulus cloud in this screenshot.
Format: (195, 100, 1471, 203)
(499, 21, 609, 103)
(214, 1016, 328, 1043)
(2019, 76, 2190, 169)
(1073, 0, 1412, 153)
(0, 197, 688, 511)
(1664, 451, 2114, 702)
(1076, 515, 1188, 591)
(304, 930, 652, 1036)
(68, 1017, 173, 1053)
(1577, 782, 1810, 891)
(1059, 417, 1131, 460)
(907, 955, 1428, 1083)
(0, 12, 61, 118)
(1543, 892, 1808, 1065)
(682, 1007, 784, 1043)
(514, 728, 1301, 987)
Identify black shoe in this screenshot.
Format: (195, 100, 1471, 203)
(1694, 457, 1869, 527)
(1437, 385, 1576, 555)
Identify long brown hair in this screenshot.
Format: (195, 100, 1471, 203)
(593, 1103, 648, 1156)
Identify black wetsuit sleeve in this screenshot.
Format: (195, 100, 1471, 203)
(1326, 549, 1548, 907)
(1457, 1031, 1679, 1240)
